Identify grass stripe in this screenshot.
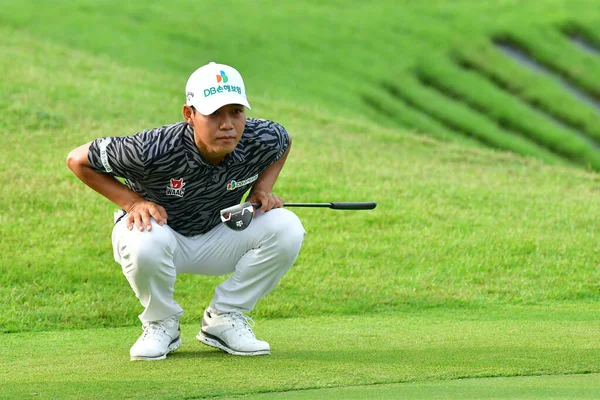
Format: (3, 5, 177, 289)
(381, 77, 567, 166)
(416, 57, 600, 168)
(455, 45, 600, 142)
(561, 20, 600, 50)
(494, 29, 600, 100)
(360, 87, 484, 147)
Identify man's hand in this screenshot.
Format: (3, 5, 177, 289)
(247, 190, 285, 214)
(66, 142, 168, 232)
(245, 138, 291, 215)
(126, 200, 168, 231)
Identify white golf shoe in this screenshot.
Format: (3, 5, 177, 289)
(196, 307, 271, 356)
(130, 316, 181, 361)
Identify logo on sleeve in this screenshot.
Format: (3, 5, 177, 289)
(166, 178, 186, 197)
(98, 138, 113, 173)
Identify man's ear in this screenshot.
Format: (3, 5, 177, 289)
(182, 105, 194, 125)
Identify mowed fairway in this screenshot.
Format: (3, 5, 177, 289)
(1, 1, 600, 399)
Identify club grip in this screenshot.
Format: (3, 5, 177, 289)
(329, 202, 377, 210)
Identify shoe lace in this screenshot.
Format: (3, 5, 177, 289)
(142, 319, 173, 340)
(225, 312, 256, 338)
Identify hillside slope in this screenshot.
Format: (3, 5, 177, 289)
(1, 0, 599, 167)
(1, 26, 599, 333)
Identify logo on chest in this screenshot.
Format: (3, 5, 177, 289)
(166, 178, 186, 197)
(226, 174, 259, 191)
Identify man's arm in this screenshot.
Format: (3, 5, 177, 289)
(66, 142, 167, 231)
(246, 136, 292, 213)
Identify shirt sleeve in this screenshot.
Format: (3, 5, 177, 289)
(271, 122, 290, 163)
(87, 132, 147, 181)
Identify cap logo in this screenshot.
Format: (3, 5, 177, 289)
(216, 70, 229, 83)
(203, 83, 243, 98)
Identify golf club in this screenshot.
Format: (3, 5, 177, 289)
(220, 201, 377, 231)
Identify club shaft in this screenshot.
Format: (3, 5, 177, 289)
(285, 203, 331, 207)
(251, 202, 377, 210)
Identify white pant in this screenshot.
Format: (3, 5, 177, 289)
(111, 208, 306, 323)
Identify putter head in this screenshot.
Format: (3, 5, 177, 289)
(220, 201, 255, 231)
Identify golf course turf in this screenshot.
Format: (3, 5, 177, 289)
(1, 1, 599, 398)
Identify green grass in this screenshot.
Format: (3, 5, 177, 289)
(1, 0, 600, 167)
(2, 1, 600, 398)
(225, 375, 600, 400)
(5, 21, 600, 333)
(2, 307, 599, 399)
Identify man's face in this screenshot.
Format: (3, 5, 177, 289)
(184, 104, 246, 165)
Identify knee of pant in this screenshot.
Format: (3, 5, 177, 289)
(261, 208, 306, 251)
(121, 224, 176, 271)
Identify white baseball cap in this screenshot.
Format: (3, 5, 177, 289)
(185, 62, 251, 115)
